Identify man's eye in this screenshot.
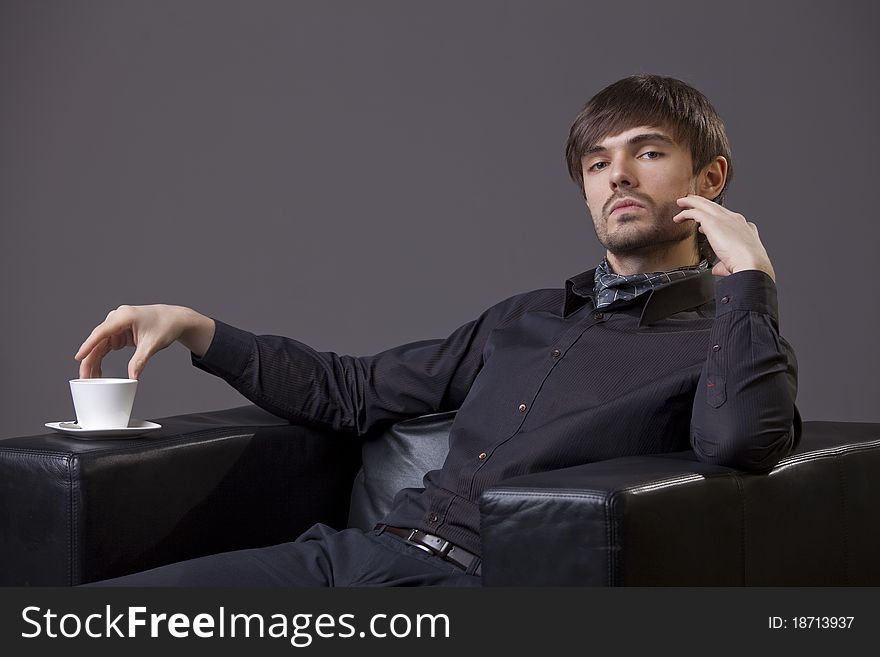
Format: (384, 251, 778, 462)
(588, 152, 661, 172)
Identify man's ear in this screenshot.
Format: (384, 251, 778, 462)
(698, 156, 728, 200)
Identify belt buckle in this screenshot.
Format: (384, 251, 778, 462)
(407, 529, 435, 555)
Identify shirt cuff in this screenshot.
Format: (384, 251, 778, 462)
(714, 269, 779, 319)
(190, 319, 255, 382)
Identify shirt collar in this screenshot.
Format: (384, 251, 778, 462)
(563, 266, 716, 326)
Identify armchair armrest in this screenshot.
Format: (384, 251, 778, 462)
(480, 421, 880, 586)
(480, 452, 733, 586)
(0, 405, 362, 586)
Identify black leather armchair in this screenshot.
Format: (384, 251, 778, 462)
(1, 405, 878, 586)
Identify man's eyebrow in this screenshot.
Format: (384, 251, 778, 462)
(583, 132, 677, 156)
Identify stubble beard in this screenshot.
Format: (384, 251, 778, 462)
(596, 198, 696, 256)
(594, 179, 699, 257)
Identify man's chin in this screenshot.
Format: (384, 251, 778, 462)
(600, 223, 694, 254)
(604, 243, 659, 256)
(602, 233, 692, 256)
(601, 230, 662, 254)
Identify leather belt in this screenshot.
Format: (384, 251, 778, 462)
(377, 525, 482, 577)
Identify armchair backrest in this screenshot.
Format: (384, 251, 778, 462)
(347, 411, 455, 530)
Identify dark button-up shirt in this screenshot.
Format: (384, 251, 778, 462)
(192, 268, 801, 557)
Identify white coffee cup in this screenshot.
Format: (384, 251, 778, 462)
(69, 378, 138, 429)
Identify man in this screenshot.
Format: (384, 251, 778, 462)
(75, 74, 800, 586)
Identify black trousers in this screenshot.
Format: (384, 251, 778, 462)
(86, 523, 482, 587)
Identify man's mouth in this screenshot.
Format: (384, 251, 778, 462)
(610, 203, 644, 214)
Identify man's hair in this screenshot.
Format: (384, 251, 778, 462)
(564, 74, 733, 264)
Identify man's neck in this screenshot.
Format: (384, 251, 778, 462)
(605, 244, 701, 275)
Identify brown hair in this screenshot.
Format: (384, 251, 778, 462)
(564, 75, 733, 263)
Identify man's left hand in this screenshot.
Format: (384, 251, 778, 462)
(673, 195, 776, 282)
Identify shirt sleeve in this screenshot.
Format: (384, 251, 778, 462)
(690, 269, 802, 472)
(190, 295, 520, 435)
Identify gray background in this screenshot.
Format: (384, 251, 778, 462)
(1, 0, 877, 439)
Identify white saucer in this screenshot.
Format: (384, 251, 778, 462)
(45, 419, 162, 439)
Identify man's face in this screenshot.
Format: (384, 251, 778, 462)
(581, 125, 699, 257)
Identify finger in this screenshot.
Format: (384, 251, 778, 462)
(84, 345, 110, 379)
(78, 357, 98, 380)
(75, 323, 111, 361)
(78, 347, 100, 379)
(108, 333, 124, 351)
(81, 342, 108, 379)
(128, 341, 158, 380)
(672, 209, 700, 224)
(79, 338, 112, 379)
(127, 357, 139, 380)
(679, 198, 747, 226)
(676, 194, 717, 208)
(676, 195, 702, 208)
(108, 328, 133, 351)
(712, 261, 732, 277)
(74, 310, 132, 361)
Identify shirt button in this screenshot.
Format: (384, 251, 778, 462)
(478, 452, 487, 460)
(429, 514, 438, 523)
(712, 344, 721, 351)
(551, 349, 561, 358)
(518, 403, 527, 412)
(593, 312, 604, 320)
(721, 296, 730, 304)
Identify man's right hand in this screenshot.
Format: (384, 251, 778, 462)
(74, 304, 216, 380)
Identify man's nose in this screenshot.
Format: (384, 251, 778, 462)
(609, 159, 636, 189)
